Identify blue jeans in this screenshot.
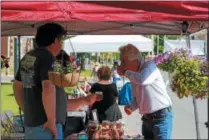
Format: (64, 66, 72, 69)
(142, 108, 173, 140)
(25, 123, 63, 140)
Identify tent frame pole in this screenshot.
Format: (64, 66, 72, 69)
(14, 36, 25, 132)
(193, 96, 201, 139)
(206, 28, 209, 131)
(14, 36, 21, 75)
(186, 34, 201, 140)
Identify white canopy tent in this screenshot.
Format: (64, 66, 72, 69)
(63, 35, 154, 54)
(164, 40, 205, 56)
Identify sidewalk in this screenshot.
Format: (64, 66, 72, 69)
(1, 74, 14, 83)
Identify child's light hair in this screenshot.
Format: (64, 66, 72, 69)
(119, 44, 142, 61)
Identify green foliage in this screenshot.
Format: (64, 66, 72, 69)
(166, 35, 183, 40)
(141, 52, 149, 59)
(77, 53, 90, 58)
(171, 59, 208, 99)
(154, 49, 208, 99)
(53, 60, 76, 74)
(154, 45, 164, 54)
(152, 35, 182, 55)
(157, 57, 180, 73)
(156, 50, 190, 73)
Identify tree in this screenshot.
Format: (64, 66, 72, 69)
(152, 35, 183, 55)
(77, 53, 91, 70)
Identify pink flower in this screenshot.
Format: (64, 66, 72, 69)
(72, 62, 77, 69)
(69, 56, 76, 62)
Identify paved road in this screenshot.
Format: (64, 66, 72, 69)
(1, 72, 208, 139)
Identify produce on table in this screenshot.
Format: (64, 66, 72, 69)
(87, 121, 124, 140)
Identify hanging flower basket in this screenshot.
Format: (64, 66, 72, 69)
(153, 48, 209, 100)
(48, 55, 80, 88)
(48, 71, 80, 87)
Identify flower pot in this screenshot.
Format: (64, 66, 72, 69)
(48, 71, 80, 87)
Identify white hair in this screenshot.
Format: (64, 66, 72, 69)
(119, 44, 142, 61)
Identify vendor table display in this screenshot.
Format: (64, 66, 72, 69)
(87, 121, 124, 139)
(66, 120, 143, 140)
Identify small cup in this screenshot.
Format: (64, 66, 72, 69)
(94, 92, 103, 101)
(95, 91, 103, 95)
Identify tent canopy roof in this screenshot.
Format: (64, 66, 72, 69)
(1, 1, 209, 36)
(68, 35, 152, 43)
(63, 35, 154, 53)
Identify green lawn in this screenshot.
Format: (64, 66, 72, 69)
(80, 69, 91, 77)
(1, 70, 92, 115)
(1, 83, 19, 115)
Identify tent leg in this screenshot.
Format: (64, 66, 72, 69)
(14, 36, 25, 132)
(207, 28, 209, 63)
(193, 97, 201, 139)
(157, 35, 159, 55)
(185, 32, 201, 139)
(97, 53, 99, 62)
(14, 36, 21, 75)
(206, 28, 209, 130)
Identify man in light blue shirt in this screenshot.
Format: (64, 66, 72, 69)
(117, 44, 173, 140)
